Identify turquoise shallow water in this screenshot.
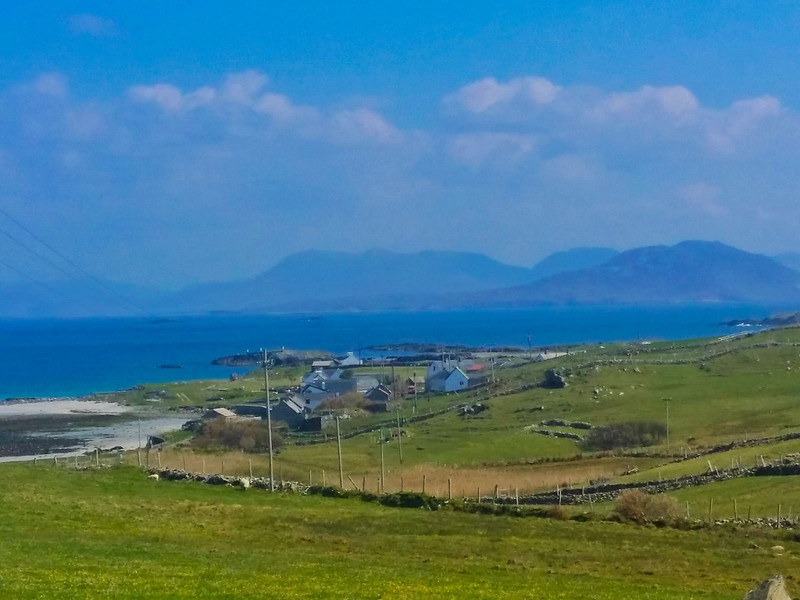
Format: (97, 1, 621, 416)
(0, 304, 791, 399)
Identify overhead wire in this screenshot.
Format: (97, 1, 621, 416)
(0, 206, 159, 318)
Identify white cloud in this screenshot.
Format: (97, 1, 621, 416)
(2, 70, 800, 286)
(447, 132, 537, 167)
(599, 85, 699, 119)
(255, 93, 321, 126)
(66, 14, 119, 37)
(26, 73, 68, 97)
(129, 83, 184, 110)
(679, 183, 727, 217)
(328, 108, 403, 145)
(704, 95, 781, 153)
(443, 76, 560, 115)
(129, 71, 406, 146)
(541, 154, 601, 183)
(220, 71, 269, 104)
(443, 75, 784, 157)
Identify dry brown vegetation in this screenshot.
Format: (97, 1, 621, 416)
(192, 419, 284, 453)
(614, 489, 682, 525)
(140, 449, 659, 497)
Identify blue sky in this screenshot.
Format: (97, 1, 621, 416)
(2, 1, 800, 288)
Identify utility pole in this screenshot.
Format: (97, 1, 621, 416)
(662, 397, 672, 454)
(413, 370, 418, 413)
(396, 407, 403, 464)
(379, 428, 385, 493)
(264, 349, 274, 491)
(336, 417, 344, 488)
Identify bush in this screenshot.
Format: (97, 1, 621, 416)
(318, 392, 372, 411)
(547, 505, 570, 520)
(614, 490, 682, 525)
(582, 421, 666, 451)
(192, 419, 283, 453)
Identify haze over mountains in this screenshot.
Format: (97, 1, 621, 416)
(2, 241, 800, 318)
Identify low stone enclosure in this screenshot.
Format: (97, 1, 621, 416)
(145, 456, 800, 529)
(507, 462, 800, 506)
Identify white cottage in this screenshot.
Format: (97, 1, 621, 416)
(426, 366, 469, 393)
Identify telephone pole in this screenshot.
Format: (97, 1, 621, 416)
(264, 349, 274, 491)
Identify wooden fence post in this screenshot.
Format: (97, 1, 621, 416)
(422, 474, 426, 495)
(448, 478, 452, 500)
(733, 498, 738, 520)
(249, 459, 253, 479)
(708, 498, 713, 523)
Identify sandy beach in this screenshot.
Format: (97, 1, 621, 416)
(0, 398, 131, 418)
(0, 398, 195, 462)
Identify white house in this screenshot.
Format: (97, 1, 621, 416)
(427, 357, 473, 379)
(426, 366, 469, 393)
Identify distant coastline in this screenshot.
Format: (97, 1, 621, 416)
(0, 303, 795, 400)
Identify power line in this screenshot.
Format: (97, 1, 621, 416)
(0, 206, 157, 317)
(0, 257, 63, 296)
(0, 257, 126, 316)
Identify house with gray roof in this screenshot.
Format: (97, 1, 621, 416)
(271, 396, 308, 429)
(365, 384, 393, 404)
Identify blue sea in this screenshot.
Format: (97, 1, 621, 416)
(0, 304, 791, 399)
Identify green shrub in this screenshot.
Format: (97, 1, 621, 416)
(582, 421, 666, 451)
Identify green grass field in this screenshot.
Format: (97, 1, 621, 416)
(125, 326, 800, 505)
(0, 463, 797, 599)
(8, 327, 800, 597)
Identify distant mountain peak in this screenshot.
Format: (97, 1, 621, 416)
(530, 247, 619, 281)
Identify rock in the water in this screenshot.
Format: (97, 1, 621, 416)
(743, 575, 792, 600)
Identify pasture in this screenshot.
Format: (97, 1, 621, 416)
(0, 463, 796, 599)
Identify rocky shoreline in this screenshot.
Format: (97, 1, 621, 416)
(724, 311, 800, 328)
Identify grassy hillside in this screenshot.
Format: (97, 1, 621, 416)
(6, 327, 800, 597)
(128, 327, 800, 502)
(0, 463, 796, 599)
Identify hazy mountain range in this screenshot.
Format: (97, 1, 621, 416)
(2, 241, 800, 317)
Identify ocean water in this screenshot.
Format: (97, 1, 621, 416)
(0, 304, 791, 399)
